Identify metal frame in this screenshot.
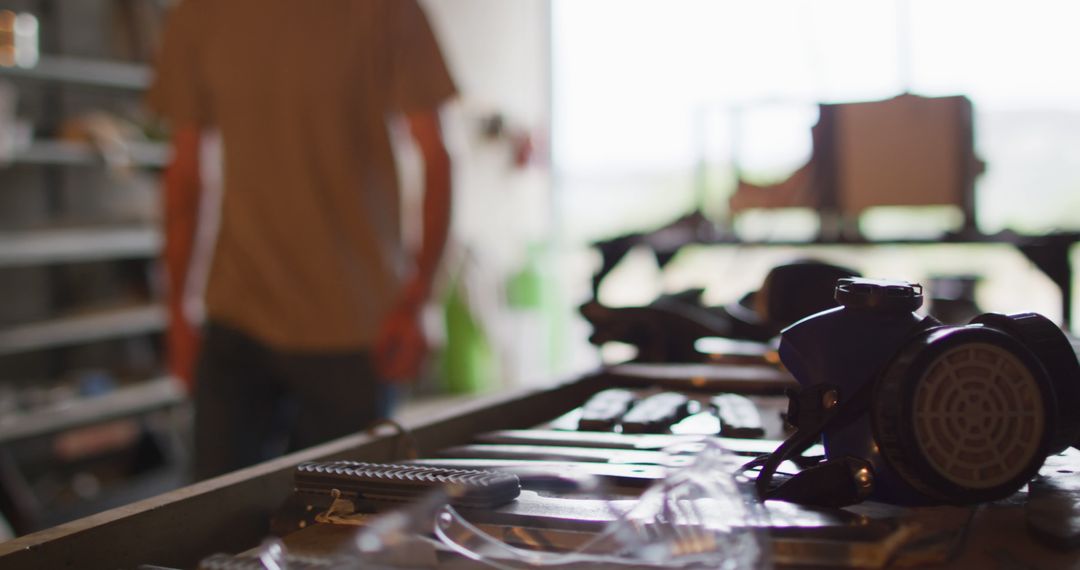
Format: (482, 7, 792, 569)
(0, 374, 602, 570)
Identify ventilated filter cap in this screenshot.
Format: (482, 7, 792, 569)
(873, 327, 1054, 503)
(835, 278, 923, 313)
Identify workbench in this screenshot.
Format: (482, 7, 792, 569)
(0, 364, 1077, 569)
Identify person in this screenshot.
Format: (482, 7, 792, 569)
(148, 0, 456, 480)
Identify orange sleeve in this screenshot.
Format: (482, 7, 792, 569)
(146, 0, 212, 127)
(402, 110, 452, 307)
(163, 127, 202, 391)
(386, 0, 458, 114)
(149, 1, 211, 390)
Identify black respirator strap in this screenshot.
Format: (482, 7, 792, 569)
(752, 379, 878, 505)
(767, 456, 875, 507)
(752, 419, 827, 497)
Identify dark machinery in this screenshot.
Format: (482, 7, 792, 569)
(755, 277, 1080, 506)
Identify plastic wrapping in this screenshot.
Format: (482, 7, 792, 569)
(350, 440, 770, 569)
(197, 440, 770, 569)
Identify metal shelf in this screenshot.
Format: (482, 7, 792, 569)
(7, 139, 170, 168)
(0, 376, 183, 445)
(0, 56, 150, 90)
(0, 226, 160, 268)
(0, 304, 166, 357)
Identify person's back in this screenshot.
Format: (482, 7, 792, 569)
(150, 0, 456, 479)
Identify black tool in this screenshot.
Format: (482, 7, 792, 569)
(294, 461, 521, 509)
(580, 292, 738, 362)
(712, 393, 766, 439)
(619, 392, 691, 433)
(577, 388, 637, 431)
(583, 259, 861, 361)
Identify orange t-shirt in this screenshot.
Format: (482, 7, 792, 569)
(148, 0, 456, 350)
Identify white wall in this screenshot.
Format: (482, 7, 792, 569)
(410, 1, 557, 388)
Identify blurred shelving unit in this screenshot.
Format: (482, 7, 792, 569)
(0, 0, 184, 536)
(0, 226, 161, 268)
(0, 376, 181, 446)
(0, 54, 150, 90)
(0, 304, 166, 357)
(9, 139, 169, 167)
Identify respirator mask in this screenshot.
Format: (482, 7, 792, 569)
(753, 277, 1080, 506)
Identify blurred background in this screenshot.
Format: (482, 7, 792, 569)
(0, 0, 1077, 537)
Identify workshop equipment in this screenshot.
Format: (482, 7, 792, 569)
(756, 277, 1080, 506)
(582, 260, 860, 362)
(5, 359, 1080, 568)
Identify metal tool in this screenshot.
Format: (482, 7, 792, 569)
(437, 444, 700, 467)
(406, 458, 668, 487)
(474, 429, 823, 457)
(408, 457, 806, 491)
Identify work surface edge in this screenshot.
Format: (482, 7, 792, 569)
(0, 374, 603, 570)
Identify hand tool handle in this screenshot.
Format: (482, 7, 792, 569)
(294, 461, 521, 509)
(619, 392, 690, 433)
(578, 388, 638, 431)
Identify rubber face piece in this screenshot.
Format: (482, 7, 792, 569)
(873, 327, 1054, 504)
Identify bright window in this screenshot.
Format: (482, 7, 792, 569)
(553, 0, 1080, 239)
(551, 0, 1080, 360)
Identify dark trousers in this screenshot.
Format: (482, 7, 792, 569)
(193, 322, 393, 480)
